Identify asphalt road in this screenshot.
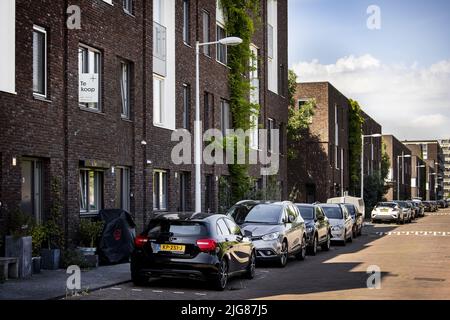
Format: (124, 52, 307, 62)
(69, 209, 450, 300)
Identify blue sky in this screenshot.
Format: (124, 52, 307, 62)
(288, 0, 450, 140)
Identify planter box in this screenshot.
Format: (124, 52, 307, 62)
(77, 247, 99, 268)
(41, 248, 61, 270)
(77, 247, 97, 256)
(5, 236, 32, 279)
(32, 257, 42, 274)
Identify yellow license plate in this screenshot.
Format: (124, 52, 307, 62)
(381, 209, 389, 212)
(160, 244, 186, 253)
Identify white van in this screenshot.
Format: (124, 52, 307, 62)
(327, 196, 365, 216)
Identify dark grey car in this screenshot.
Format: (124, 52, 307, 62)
(227, 200, 307, 267)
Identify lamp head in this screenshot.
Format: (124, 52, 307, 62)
(219, 37, 243, 46)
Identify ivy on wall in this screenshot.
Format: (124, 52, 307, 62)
(348, 99, 364, 196)
(219, 0, 261, 204)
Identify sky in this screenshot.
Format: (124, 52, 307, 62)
(288, 0, 450, 140)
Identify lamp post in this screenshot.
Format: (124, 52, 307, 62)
(397, 153, 411, 200)
(195, 36, 243, 213)
(361, 133, 382, 199)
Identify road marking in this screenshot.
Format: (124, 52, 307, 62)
(131, 289, 142, 292)
(173, 291, 185, 294)
(195, 293, 207, 296)
(110, 287, 122, 291)
(373, 231, 450, 237)
(152, 290, 164, 293)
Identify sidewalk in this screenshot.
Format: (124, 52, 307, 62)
(0, 263, 131, 300)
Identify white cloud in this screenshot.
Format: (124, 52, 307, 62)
(292, 55, 450, 140)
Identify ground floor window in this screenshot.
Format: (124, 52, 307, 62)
(205, 174, 214, 213)
(179, 172, 190, 212)
(153, 170, 168, 211)
(20, 158, 43, 223)
(79, 169, 104, 214)
(115, 167, 131, 212)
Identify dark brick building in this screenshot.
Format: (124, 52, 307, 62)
(288, 82, 350, 203)
(382, 135, 412, 201)
(361, 110, 382, 177)
(0, 0, 288, 242)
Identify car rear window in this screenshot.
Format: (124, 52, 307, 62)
(344, 204, 356, 216)
(145, 220, 208, 237)
(321, 206, 343, 219)
(297, 206, 314, 220)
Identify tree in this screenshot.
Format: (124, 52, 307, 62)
(348, 99, 364, 196)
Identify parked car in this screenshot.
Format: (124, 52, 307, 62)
(422, 201, 434, 212)
(371, 202, 405, 224)
(412, 200, 425, 217)
(394, 201, 413, 223)
(431, 201, 439, 212)
(227, 200, 307, 267)
(295, 203, 332, 255)
(438, 200, 447, 208)
(406, 201, 419, 220)
(327, 196, 365, 218)
(131, 212, 256, 291)
(342, 203, 364, 237)
(318, 204, 353, 245)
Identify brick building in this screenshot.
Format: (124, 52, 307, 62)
(288, 82, 349, 203)
(402, 140, 444, 200)
(361, 110, 382, 177)
(382, 135, 412, 201)
(439, 139, 450, 199)
(405, 144, 427, 200)
(0, 0, 288, 242)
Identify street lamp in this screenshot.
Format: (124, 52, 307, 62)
(361, 133, 382, 199)
(194, 36, 243, 213)
(397, 154, 411, 200)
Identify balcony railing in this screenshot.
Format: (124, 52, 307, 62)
(153, 21, 167, 77)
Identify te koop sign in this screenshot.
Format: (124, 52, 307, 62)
(79, 73, 99, 103)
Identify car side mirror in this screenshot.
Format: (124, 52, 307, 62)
(288, 215, 295, 223)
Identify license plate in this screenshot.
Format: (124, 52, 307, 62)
(381, 209, 389, 212)
(160, 244, 186, 253)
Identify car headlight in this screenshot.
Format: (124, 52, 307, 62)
(332, 225, 343, 231)
(261, 232, 280, 241)
(306, 226, 314, 233)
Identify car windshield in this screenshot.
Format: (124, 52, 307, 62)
(396, 201, 407, 208)
(344, 204, 356, 216)
(321, 206, 343, 219)
(145, 220, 207, 238)
(377, 202, 396, 208)
(232, 204, 283, 224)
(297, 206, 314, 220)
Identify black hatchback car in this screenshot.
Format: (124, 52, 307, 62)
(131, 213, 256, 291)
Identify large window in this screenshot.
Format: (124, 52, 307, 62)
(182, 0, 190, 44)
(79, 45, 101, 111)
(20, 159, 43, 224)
(267, 24, 274, 59)
(220, 99, 231, 133)
(153, 170, 168, 211)
(115, 167, 130, 212)
(267, 118, 275, 153)
(33, 25, 47, 97)
(153, 76, 164, 125)
(202, 10, 211, 56)
(216, 24, 227, 64)
(182, 84, 191, 130)
(80, 169, 104, 214)
(123, 0, 133, 14)
(120, 61, 131, 119)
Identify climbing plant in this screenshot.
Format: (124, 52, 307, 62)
(348, 99, 364, 196)
(219, 0, 261, 204)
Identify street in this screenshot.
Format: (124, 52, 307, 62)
(69, 209, 450, 300)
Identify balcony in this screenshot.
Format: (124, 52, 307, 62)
(153, 21, 167, 77)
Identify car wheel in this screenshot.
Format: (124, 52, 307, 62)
(307, 234, 318, 256)
(347, 229, 353, 243)
(358, 225, 363, 236)
(296, 236, 307, 260)
(278, 240, 289, 267)
(214, 259, 229, 291)
(245, 251, 256, 280)
(321, 232, 331, 251)
(131, 272, 147, 287)
(342, 231, 347, 246)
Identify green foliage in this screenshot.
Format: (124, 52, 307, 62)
(218, 176, 232, 214)
(348, 99, 364, 195)
(30, 224, 47, 256)
(247, 176, 282, 201)
(7, 208, 33, 238)
(79, 219, 104, 248)
(219, 0, 261, 204)
(288, 69, 298, 108)
(287, 99, 316, 159)
(44, 177, 65, 249)
(61, 249, 90, 269)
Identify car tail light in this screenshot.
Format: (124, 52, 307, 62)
(135, 235, 149, 248)
(196, 239, 217, 252)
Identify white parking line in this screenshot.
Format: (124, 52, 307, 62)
(195, 293, 207, 296)
(131, 289, 143, 292)
(110, 287, 122, 291)
(152, 290, 164, 293)
(173, 291, 185, 294)
(374, 231, 450, 237)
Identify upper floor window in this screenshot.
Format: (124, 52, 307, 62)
(202, 10, 211, 56)
(216, 24, 227, 64)
(183, 0, 190, 44)
(120, 61, 131, 119)
(33, 25, 47, 97)
(267, 24, 274, 59)
(182, 84, 191, 130)
(153, 170, 168, 211)
(153, 75, 164, 125)
(78, 45, 102, 111)
(268, 118, 275, 153)
(220, 99, 231, 133)
(123, 0, 133, 15)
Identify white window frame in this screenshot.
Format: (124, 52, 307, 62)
(123, 0, 133, 15)
(182, 0, 190, 44)
(153, 75, 165, 126)
(268, 118, 275, 153)
(153, 170, 168, 211)
(78, 44, 102, 111)
(33, 25, 47, 98)
(120, 61, 131, 119)
(202, 10, 211, 56)
(220, 99, 231, 133)
(182, 83, 191, 130)
(216, 23, 227, 65)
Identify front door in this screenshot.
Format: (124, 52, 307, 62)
(21, 159, 43, 223)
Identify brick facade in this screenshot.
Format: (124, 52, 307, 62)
(0, 0, 288, 242)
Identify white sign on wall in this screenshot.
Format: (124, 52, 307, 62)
(0, 0, 16, 94)
(79, 73, 99, 103)
(411, 178, 417, 188)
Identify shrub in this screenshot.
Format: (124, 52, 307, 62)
(79, 219, 104, 248)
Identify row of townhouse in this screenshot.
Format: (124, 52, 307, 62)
(0, 0, 289, 241)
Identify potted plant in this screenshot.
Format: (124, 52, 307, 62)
(5, 208, 33, 278)
(77, 219, 104, 268)
(41, 177, 65, 270)
(30, 224, 46, 274)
